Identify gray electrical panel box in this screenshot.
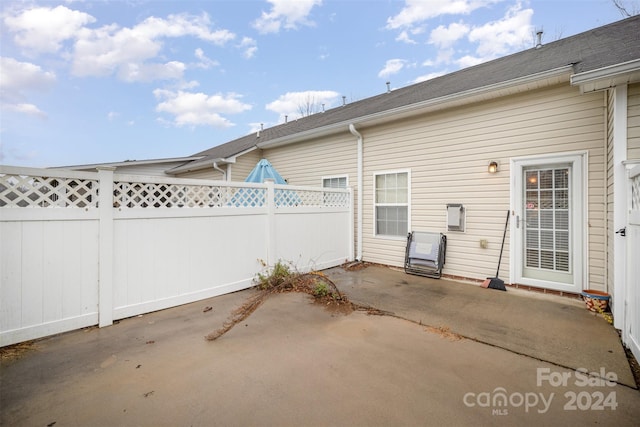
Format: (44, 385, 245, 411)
(447, 204, 465, 232)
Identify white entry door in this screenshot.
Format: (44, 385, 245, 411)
(511, 153, 586, 293)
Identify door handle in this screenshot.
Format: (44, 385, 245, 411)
(615, 227, 626, 237)
(516, 215, 520, 228)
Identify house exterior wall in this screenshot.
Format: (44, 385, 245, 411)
(230, 149, 263, 181)
(258, 83, 606, 290)
(630, 83, 640, 160)
(263, 133, 358, 187)
(360, 84, 605, 289)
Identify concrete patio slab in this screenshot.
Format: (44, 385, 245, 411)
(1, 266, 639, 426)
(326, 264, 636, 388)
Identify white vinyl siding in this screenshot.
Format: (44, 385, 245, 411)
(629, 83, 640, 160)
(263, 134, 356, 187)
(231, 150, 263, 182)
(374, 170, 410, 238)
(361, 84, 605, 285)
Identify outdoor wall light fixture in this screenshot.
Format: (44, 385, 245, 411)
(488, 161, 499, 174)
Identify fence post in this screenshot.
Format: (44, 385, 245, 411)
(349, 188, 355, 261)
(97, 167, 115, 327)
(266, 181, 276, 266)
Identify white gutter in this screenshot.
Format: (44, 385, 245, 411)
(349, 124, 363, 261)
(168, 154, 239, 175)
(570, 58, 640, 87)
(257, 66, 574, 150)
(213, 162, 227, 181)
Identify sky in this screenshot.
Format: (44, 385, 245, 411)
(0, 0, 631, 168)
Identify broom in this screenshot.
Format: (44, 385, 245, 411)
(481, 210, 509, 291)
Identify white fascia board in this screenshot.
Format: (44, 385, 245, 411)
(55, 156, 204, 170)
(257, 66, 574, 150)
(166, 146, 257, 174)
(571, 59, 640, 93)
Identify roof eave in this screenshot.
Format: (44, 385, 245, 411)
(166, 145, 258, 175)
(56, 156, 204, 170)
(571, 58, 640, 93)
(257, 65, 574, 150)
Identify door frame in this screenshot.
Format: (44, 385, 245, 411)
(510, 151, 588, 293)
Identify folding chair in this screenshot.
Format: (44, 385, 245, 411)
(404, 231, 447, 278)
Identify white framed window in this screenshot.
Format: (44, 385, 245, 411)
(322, 175, 348, 189)
(374, 169, 410, 238)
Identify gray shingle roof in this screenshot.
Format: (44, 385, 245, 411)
(185, 14, 640, 168)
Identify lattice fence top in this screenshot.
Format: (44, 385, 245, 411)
(274, 187, 350, 207)
(0, 173, 98, 208)
(1, 166, 350, 210)
(113, 181, 267, 208)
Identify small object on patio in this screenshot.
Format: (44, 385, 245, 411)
(203, 306, 212, 313)
(580, 289, 610, 312)
(404, 231, 446, 278)
(481, 210, 509, 291)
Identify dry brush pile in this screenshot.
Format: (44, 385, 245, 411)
(205, 261, 352, 341)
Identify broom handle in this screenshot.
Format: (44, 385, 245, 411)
(496, 211, 510, 277)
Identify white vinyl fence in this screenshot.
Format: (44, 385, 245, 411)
(0, 166, 353, 346)
(624, 165, 640, 363)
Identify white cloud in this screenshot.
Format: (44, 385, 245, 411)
(3, 103, 47, 118)
(378, 59, 409, 78)
(386, 0, 500, 30)
(467, 2, 533, 58)
(411, 71, 447, 84)
(153, 89, 252, 128)
(194, 48, 219, 69)
(118, 61, 186, 82)
(238, 37, 258, 59)
(454, 2, 533, 67)
(0, 57, 55, 117)
(3, 5, 95, 53)
(396, 30, 417, 44)
(128, 14, 235, 45)
(71, 13, 235, 81)
(429, 21, 470, 48)
(266, 90, 340, 121)
(253, 0, 323, 34)
(4, 5, 238, 83)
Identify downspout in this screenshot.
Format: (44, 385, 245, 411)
(213, 162, 227, 181)
(349, 124, 363, 261)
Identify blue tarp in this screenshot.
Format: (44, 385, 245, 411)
(234, 159, 301, 207)
(244, 159, 286, 184)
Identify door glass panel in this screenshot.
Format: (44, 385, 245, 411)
(523, 167, 571, 273)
